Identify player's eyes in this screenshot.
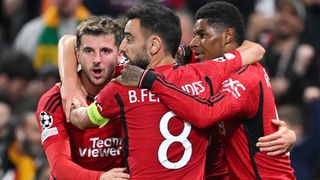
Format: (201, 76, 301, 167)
(84, 49, 94, 54)
(198, 33, 205, 38)
(125, 36, 133, 43)
(192, 33, 205, 39)
(101, 49, 111, 55)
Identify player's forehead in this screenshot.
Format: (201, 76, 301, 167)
(124, 19, 144, 39)
(193, 18, 221, 35)
(193, 19, 210, 32)
(80, 34, 117, 49)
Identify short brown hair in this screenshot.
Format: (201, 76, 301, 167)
(76, 16, 124, 49)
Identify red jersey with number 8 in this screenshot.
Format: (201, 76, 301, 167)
(90, 50, 243, 179)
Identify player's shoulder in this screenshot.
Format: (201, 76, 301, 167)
(107, 81, 126, 91)
(98, 81, 131, 98)
(154, 64, 200, 84)
(153, 63, 176, 73)
(38, 85, 61, 103)
(36, 85, 65, 131)
(37, 85, 62, 114)
(231, 63, 265, 87)
(235, 63, 263, 75)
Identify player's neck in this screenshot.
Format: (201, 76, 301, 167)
(225, 42, 239, 53)
(148, 56, 175, 68)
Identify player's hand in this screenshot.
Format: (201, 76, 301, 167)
(99, 168, 130, 180)
(70, 103, 81, 127)
(175, 45, 194, 65)
(112, 64, 144, 87)
(256, 119, 296, 156)
(69, 106, 92, 130)
(176, 45, 187, 65)
(60, 78, 87, 122)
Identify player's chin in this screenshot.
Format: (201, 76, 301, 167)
(195, 55, 204, 62)
(90, 76, 106, 86)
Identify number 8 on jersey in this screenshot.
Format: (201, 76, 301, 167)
(158, 111, 192, 169)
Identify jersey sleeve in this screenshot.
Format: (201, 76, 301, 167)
(87, 82, 120, 124)
(36, 89, 69, 149)
(36, 89, 103, 180)
(140, 66, 259, 129)
(192, 49, 243, 80)
(44, 140, 103, 180)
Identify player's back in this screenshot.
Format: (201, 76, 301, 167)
(217, 63, 295, 179)
(100, 82, 207, 179)
(96, 52, 246, 179)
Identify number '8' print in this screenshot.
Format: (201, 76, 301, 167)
(158, 111, 192, 169)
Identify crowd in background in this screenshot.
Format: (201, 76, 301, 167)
(0, 0, 319, 179)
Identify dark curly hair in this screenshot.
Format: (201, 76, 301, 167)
(195, 1, 245, 45)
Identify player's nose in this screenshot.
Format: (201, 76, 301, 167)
(119, 39, 127, 52)
(190, 36, 199, 48)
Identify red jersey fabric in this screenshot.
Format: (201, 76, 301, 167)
(140, 60, 295, 179)
(36, 85, 123, 180)
(90, 50, 242, 179)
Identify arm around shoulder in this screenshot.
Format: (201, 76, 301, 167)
(70, 103, 110, 130)
(58, 35, 77, 81)
(237, 40, 265, 66)
(58, 35, 87, 121)
(70, 106, 95, 130)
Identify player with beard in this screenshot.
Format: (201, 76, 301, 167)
(59, 3, 266, 179)
(60, 2, 296, 180)
(114, 2, 296, 179)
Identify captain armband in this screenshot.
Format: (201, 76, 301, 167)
(87, 103, 109, 128)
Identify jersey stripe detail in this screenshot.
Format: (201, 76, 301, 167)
(204, 76, 214, 96)
(47, 96, 61, 112)
(243, 82, 264, 179)
(44, 92, 62, 113)
(52, 101, 62, 113)
(44, 92, 60, 110)
(155, 74, 226, 106)
(114, 93, 130, 173)
(236, 66, 249, 75)
(208, 94, 226, 105)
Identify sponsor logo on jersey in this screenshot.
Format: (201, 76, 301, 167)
(39, 111, 53, 129)
(78, 137, 122, 157)
(221, 78, 246, 98)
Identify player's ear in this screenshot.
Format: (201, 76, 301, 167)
(149, 35, 161, 55)
(224, 28, 235, 46)
(75, 47, 80, 64)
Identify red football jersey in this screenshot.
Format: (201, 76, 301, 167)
(140, 61, 295, 179)
(36, 85, 123, 180)
(89, 50, 242, 179)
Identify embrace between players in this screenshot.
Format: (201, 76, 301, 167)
(36, 2, 296, 180)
